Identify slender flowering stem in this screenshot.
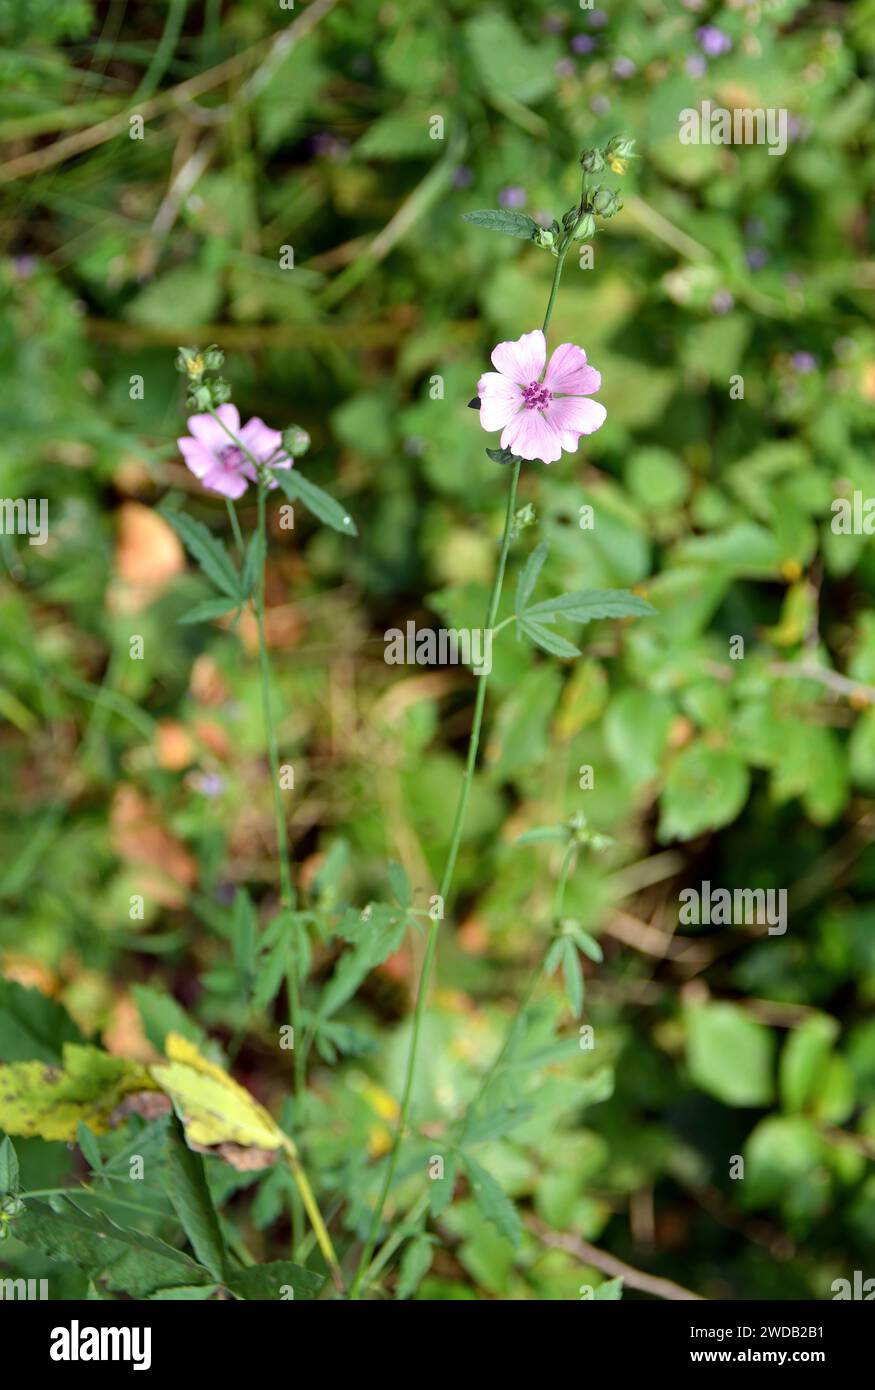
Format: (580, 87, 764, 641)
(349, 249, 571, 1299)
(199, 405, 335, 1273)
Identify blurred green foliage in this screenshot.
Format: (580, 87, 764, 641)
(1, 0, 875, 1300)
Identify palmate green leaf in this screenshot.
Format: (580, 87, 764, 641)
(177, 596, 241, 626)
(159, 505, 243, 600)
(461, 1104, 535, 1145)
(519, 616, 581, 660)
(0, 979, 83, 1063)
(462, 1153, 522, 1248)
(515, 541, 549, 618)
(0, 1134, 19, 1195)
(317, 906, 408, 1021)
(251, 914, 293, 1014)
(13, 1203, 212, 1297)
(224, 1260, 324, 1301)
(271, 468, 358, 536)
(231, 888, 257, 994)
(165, 1117, 228, 1282)
(462, 208, 540, 241)
(523, 589, 656, 624)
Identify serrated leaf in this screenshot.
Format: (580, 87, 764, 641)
(0, 1135, 19, 1195)
(271, 468, 358, 536)
(0, 1046, 153, 1140)
(177, 596, 241, 625)
(462, 1153, 522, 1248)
(13, 1203, 211, 1297)
(395, 1235, 434, 1300)
(224, 1260, 324, 1301)
(165, 1117, 228, 1281)
(150, 1034, 288, 1154)
(520, 616, 581, 659)
(317, 909, 408, 1021)
(159, 505, 243, 600)
(515, 541, 549, 618)
(462, 209, 539, 241)
(524, 589, 655, 624)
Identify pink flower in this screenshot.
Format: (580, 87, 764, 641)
(476, 330, 606, 464)
(177, 403, 290, 499)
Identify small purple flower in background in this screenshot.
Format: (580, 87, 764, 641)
(697, 26, 732, 57)
(187, 771, 225, 797)
(542, 13, 566, 33)
(571, 34, 596, 55)
(613, 57, 637, 79)
(12, 255, 38, 278)
(555, 58, 576, 79)
(711, 290, 735, 315)
(310, 133, 348, 160)
(588, 9, 609, 28)
(178, 403, 290, 499)
(452, 165, 474, 189)
(746, 247, 769, 271)
(477, 329, 606, 465)
(790, 351, 817, 374)
(498, 185, 527, 209)
(685, 54, 707, 78)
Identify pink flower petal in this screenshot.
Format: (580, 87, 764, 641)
(239, 416, 283, 463)
(501, 407, 563, 464)
(543, 343, 602, 396)
(178, 437, 214, 479)
(545, 395, 607, 444)
(491, 330, 547, 388)
(201, 465, 249, 499)
(477, 372, 523, 431)
(186, 403, 241, 449)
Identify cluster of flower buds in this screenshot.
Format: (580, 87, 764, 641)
(554, 135, 634, 247)
(568, 810, 616, 852)
(175, 344, 232, 411)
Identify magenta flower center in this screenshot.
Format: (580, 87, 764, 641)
(522, 380, 552, 411)
(218, 444, 245, 468)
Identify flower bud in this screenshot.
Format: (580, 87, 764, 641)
(590, 187, 623, 219)
(574, 213, 596, 240)
(0, 1195, 23, 1219)
(175, 346, 205, 379)
(532, 226, 555, 250)
(283, 425, 311, 458)
(605, 136, 635, 159)
(579, 148, 605, 174)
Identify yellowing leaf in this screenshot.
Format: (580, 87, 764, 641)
(150, 1034, 289, 1154)
(0, 1045, 152, 1141)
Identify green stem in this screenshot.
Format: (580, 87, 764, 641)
(253, 482, 303, 1090)
(225, 497, 245, 558)
(349, 250, 572, 1299)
